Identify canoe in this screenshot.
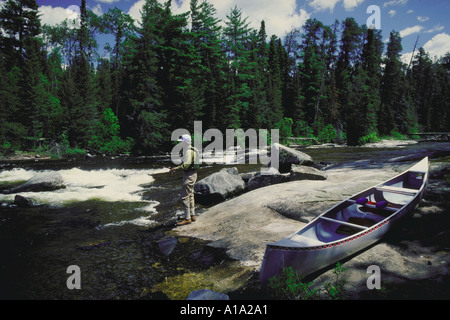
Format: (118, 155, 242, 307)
(260, 157, 429, 284)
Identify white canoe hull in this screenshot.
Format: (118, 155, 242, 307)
(260, 157, 429, 284)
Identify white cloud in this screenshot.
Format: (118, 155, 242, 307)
(226, 0, 310, 37)
(95, 0, 120, 3)
(128, 0, 311, 38)
(383, 0, 408, 8)
(308, 0, 365, 12)
(399, 25, 423, 38)
(128, 0, 145, 24)
(38, 5, 80, 27)
(417, 16, 429, 22)
(389, 10, 396, 17)
(427, 25, 444, 33)
(342, 0, 365, 11)
(309, 0, 340, 12)
(92, 4, 103, 16)
(401, 32, 450, 64)
(400, 51, 414, 65)
(407, 9, 413, 14)
(423, 33, 450, 59)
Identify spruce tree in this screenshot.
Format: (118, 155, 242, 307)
(121, 0, 167, 153)
(380, 31, 415, 135)
(223, 5, 255, 130)
(189, 0, 227, 130)
(361, 27, 383, 136)
(67, 0, 98, 147)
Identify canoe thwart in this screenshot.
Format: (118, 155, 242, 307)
(377, 185, 418, 196)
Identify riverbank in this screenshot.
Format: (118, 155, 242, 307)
(172, 147, 450, 300)
(0, 140, 448, 300)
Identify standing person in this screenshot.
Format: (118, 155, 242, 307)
(170, 134, 199, 226)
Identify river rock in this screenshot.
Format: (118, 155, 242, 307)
(290, 165, 327, 181)
(158, 237, 178, 257)
(246, 167, 288, 191)
(13, 195, 34, 207)
(270, 143, 314, 173)
(186, 289, 229, 300)
(8, 172, 65, 194)
(194, 167, 245, 204)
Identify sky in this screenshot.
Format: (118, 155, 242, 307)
(29, 0, 450, 62)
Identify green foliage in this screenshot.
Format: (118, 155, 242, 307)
(358, 132, 381, 145)
(317, 124, 338, 143)
(1, 0, 448, 156)
(275, 117, 293, 145)
(389, 130, 408, 140)
(268, 263, 348, 300)
(88, 108, 134, 154)
(63, 147, 86, 158)
(268, 267, 320, 300)
(321, 262, 347, 300)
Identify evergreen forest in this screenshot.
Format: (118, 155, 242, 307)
(1, 0, 449, 156)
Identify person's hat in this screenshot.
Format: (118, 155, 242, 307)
(178, 134, 191, 144)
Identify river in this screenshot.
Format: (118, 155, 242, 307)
(0, 141, 449, 299)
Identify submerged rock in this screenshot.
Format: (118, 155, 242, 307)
(7, 172, 65, 194)
(186, 289, 229, 300)
(14, 195, 34, 207)
(158, 237, 178, 257)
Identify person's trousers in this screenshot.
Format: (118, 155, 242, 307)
(181, 170, 197, 220)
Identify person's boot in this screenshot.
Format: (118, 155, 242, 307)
(191, 216, 196, 222)
(177, 219, 191, 226)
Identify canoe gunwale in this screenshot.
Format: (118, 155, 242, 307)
(264, 158, 429, 252)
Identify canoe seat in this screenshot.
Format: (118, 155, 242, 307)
(316, 217, 367, 243)
(356, 197, 398, 217)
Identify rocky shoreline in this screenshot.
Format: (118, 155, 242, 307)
(172, 143, 450, 300)
(1, 140, 449, 300)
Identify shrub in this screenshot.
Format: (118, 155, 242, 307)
(63, 147, 86, 158)
(268, 267, 319, 300)
(358, 132, 381, 145)
(389, 130, 408, 140)
(88, 108, 135, 154)
(268, 263, 348, 300)
(317, 124, 338, 143)
(275, 117, 294, 145)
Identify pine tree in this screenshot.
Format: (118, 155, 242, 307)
(361, 27, 383, 135)
(380, 31, 415, 135)
(156, 0, 204, 133)
(0, 57, 25, 150)
(0, 0, 45, 146)
(335, 18, 363, 135)
(189, 0, 227, 130)
(429, 53, 450, 131)
(120, 0, 168, 153)
(67, 0, 98, 147)
(408, 47, 433, 131)
(100, 7, 136, 116)
(299, 19, 327, 134)
(320, 21, 341, 137)
(247, 20, 270, 129)
(267, 35, 283, 125)
(223, 5, 255, 130)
